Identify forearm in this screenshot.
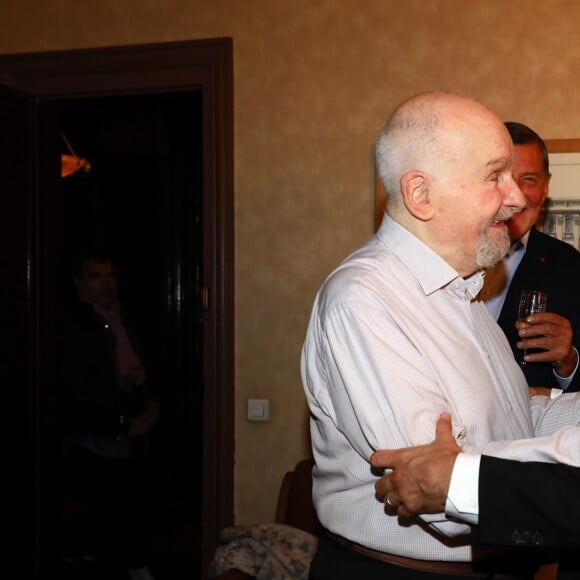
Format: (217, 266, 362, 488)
(463, 425, 580, 467)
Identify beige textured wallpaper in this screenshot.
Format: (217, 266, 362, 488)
(2, 0, 580, 525)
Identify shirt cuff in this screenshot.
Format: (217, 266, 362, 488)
(554, 347, 579, 390)
(445, 453, 480, 525)
(420, 513, 472, 537)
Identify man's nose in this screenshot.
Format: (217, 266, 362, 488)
(504, 175, 525, 211)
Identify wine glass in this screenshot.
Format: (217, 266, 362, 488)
(517, 290, 548, 364)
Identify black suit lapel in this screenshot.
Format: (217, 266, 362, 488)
(498, 228, 548, 329)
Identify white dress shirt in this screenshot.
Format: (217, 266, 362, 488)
(302, 215, 580, 561)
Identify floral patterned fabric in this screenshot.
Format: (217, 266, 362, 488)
(209, 522, 318, 579)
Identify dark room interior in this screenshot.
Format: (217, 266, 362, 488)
(60, 91, 204, 579)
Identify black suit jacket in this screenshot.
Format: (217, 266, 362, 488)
(497, 227, 580, 392)
(476, 455, 580, 549)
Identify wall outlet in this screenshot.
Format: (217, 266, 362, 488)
(247, 398, 270, 422)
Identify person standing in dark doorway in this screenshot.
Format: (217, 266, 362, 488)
(62, 249, 160, 580)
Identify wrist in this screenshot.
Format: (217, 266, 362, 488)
(553, 347, 579, 378)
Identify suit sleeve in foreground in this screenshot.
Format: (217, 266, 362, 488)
(476, 455, 580, 548)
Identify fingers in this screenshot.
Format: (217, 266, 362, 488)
(522, 312, 567, 326)
(435, 412, 453, 439)
(518, 335, 573, 366)
(371, 412, 456, 471)
(370, 449, 395, 470)
(376, 474, 416, 518)
(384, 494, 413, 518)
(377, 478, 423, 518)
(518, 313, 572, 341)
(434, 413, 461, 454)
(374, 472, 393, 503)
(371, 412, 459, 518)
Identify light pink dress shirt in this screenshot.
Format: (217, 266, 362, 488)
(302, 215, 580, 562)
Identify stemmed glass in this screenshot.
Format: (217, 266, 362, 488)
(517, 290, 548, 364)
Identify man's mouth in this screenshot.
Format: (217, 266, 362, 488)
(490, 209, 517, 226)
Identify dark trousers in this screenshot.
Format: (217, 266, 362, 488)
(309, 533, 534, 580)
(63, 444, 152, 577)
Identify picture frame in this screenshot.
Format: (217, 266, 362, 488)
(542, 139, 580, 250)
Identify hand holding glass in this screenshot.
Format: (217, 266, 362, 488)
(517, 290, 548, 364)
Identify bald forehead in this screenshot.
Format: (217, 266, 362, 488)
(390, 92, 497, 141)
(402, 95, 509, 169)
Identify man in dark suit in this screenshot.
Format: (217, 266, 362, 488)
(370, 413, 580, 549)
(482, 122, 580, 391)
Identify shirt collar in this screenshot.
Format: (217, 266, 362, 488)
(514, 229, 530, 251)
(376, 215, 484, 299)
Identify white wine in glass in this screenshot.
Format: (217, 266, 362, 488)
(517, 290, 548, 364)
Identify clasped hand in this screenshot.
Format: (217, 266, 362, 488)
(370, 413, 460, 518)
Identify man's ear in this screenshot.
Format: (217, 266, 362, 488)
(400, 171, 435, 221)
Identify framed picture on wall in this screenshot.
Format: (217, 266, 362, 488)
(542, 139, 580, 251)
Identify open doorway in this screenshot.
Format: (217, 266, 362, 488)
(0, 39, 233, 579)
(59, 90, 205, 577)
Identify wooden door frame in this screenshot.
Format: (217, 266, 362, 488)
(0, 38, 234, 578)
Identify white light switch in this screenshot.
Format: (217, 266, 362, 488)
(248, 398, 270, 422)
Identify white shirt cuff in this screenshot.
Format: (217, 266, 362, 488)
(445, 453, 480, 525)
